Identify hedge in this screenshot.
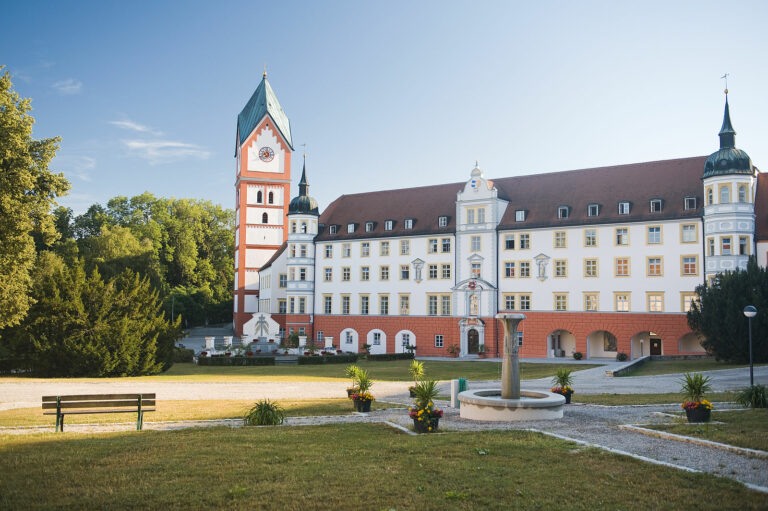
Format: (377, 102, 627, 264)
(197, 356, 276, 366)
(366, 353, 415, 361)
(297, 354, 359, 365)
(173, 348, 195, 363)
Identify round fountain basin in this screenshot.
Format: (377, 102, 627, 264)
(458, 389, 565, 421)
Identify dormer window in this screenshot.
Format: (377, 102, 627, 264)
(618, 201, 630, 215)
(684, 197, 697, 210)
(347, 223, 355, 233)
(329, 225, 338, 235)
(404, 218, 414, 230)
(650, 199, 662, 213)
(384, 220, 393, 231)
(438, 216, 448, 227)
(365, 221, 374, 232)
(557, 206, 570, 219)
(515, 210, 526, 222)
(587, 204, 600, 217)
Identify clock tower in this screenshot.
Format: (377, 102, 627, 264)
(233, 72, 293, 335)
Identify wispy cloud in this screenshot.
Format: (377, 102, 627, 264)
(109, 120, 163, 136)
(123, 140, 211, 164)
(52, 78, 82, 94)
(55, 155, 96, 182)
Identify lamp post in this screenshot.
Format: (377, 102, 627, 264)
(743, 305, 757, 387)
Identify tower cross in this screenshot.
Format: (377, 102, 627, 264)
(721, 73, 729, 94)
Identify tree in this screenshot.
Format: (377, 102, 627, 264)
(0, 251, 181, 376)
(687, 257, 767, 363)
(0, 68, 69, 330)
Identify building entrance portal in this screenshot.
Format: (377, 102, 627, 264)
(650, 338, 662, 356)
(467, 329, 479, 354)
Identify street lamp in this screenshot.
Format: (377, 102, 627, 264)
(743, 305, 757, 387)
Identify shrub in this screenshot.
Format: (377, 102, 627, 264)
(297, 354, 358, 365)
(736, 384, 768, 408)
(244, 399, 285, 426)
(680, 372, 712, 402)
(411, 379, 439, 408)
(616, 352, 628, 362)
(551, 368, 574, 388)
(173, 347, 195, 363)
(366, 353, 414, 361)
(197, 356, 275, 366)
(573, 352, 583, 360)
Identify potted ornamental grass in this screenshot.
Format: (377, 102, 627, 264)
(680, 372, 713, 423)
(408, 360, 425, 397)
(345, 364, 361, 397)
(477, 344, 487, 359)
(409, 379, 443, 433)
(447, 344, 460, 358)
(551, 368, 575, 404)
(350, 369, 374, 412)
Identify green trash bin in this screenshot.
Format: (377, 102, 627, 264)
(457, 378, 467, 408)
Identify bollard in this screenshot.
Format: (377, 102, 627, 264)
(450, 379, 459, 408)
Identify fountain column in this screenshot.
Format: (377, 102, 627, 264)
(496, 313, 526, 400)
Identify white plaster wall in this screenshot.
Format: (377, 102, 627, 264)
(246, 249, 275, 269)
(243, 295, 259, 313)
(245, 126, 286, 174)
(246, 225, 283, 245)
(679, 333, 706, 353)
(497, 219, 703, 313)
(757, 241, 768, 268)
(246, 207, 284, 226)
(244, 269, 259, 290)
(313, 235, 455, 316)
(340, 328, 359, 353)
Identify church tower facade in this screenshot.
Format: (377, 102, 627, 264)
(234, 73, 293, 335)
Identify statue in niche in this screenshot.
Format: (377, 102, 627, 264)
(534, 253, 550, 281)
(470, 294, 479, 316)
(411, 258, 425, 283)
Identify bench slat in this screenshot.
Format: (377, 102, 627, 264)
(43, 409, 156, 415)
(42, 394, 155, 402)
(43, 400, 156, 410)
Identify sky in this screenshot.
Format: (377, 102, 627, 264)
(2, 1, 768, 215)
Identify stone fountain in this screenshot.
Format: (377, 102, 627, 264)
(458, 313, 565, 421)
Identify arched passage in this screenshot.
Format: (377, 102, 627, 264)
(340, 328, 359, 354)
(395, 330, 416, 354)
(630, 331, 663, 358)
(678, 332, 706, 353)
(547, 329, 576, 358)
(366, 329, 387, 355)
(587, 330, 618, 359)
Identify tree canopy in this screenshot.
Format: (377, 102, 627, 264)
(687, 258, 767, 363)
(0, 68, 69, 329)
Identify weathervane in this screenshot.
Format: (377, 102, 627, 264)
(721, 73, 729, 94)
(301, 143, 307, 159)
(263, 63, 267, 78)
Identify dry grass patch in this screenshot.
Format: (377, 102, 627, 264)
(648, 408, 768, 451)
(0, 424, 764, 510)
(0, 399, 397, 428)
(0, 361, 599, 383)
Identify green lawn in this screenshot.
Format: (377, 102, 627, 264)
(0, 360, 599, 383)
(618, 359, 762, 377)
(648, 409, 768, 452)
(0, 424, 764, 510)
(573, 392, 739, 406)
(0, 399, 399, 428)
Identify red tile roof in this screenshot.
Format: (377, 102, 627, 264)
(316, 156, 707, 240)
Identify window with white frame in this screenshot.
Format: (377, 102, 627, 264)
(317, 331, 324, 342)
(584, 229, 597, 247)
(324, 244, 332, 258)
(345, 331, 353, 343)
(681, 224, 697, 243)
(515, 210, 526, 222)
(554, 231, 566, 248)
(434, 335, 444, 348)
(647, 226, 661, 244)
(438, 216, 448, 227)
(519, 261, 530, 277)
(558, 206, 570, 219)
(650, 199, 662, 212)
(471, 262, 481, 278)
(588, 204, 599, 217)
(324, 296, 332, 314)
(738, 185, 747, 203)
(519, 233, 530, 249)
(618, 201, 630, 215)
(365, 222, 374, 232)
(516, 332, 523, 347)
(442, 238, 451, 253)
(329, 225, 337, 234)
(380, 295, 389, 315)
(519, 295, 531, 310)
(505, 234, 515, 250)
(347, 223, 355, 233)
(404, 218, 414, 229)
(471, 235, 481, 252)
(428, 264, 438, 279)
(342, 243, 351, 257)
(360, 296, 369, 315)
(361, 266, 370, 281)
(372, 332, 381, 345)
(380, 241, 390, 256)
(441, 264, 451, 279)
(400, 240, 409, 255)
(361, 242, 370, 257)
(615, 228, 628, 245)
(720, 186, 730, 204)
(384, 220, 393, 231)
(342, 267, 350, 281)
(428, 239, 438, 253)
(380, 265, 389, 280)
(684, 197, 697, 210)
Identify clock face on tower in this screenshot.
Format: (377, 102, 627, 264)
(258, 146, 275, 162)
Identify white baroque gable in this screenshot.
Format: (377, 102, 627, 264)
(457, 163, 496, 201)
(246, 125, 286, 173)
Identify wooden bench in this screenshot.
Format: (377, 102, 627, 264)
(42, 394, 156, 432)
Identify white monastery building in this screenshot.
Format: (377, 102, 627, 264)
(234, 75, 767, 360)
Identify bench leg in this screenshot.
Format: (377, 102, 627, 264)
(137, 411, 143, 431)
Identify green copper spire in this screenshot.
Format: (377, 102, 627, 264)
(719, 96, 736, 148)
(298, 156, 309, 196)
(237, 74, 293, 149)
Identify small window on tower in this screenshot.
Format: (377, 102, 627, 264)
(262, 212, 268, 224)
(268, 191, 274, 204)
(257, 190, 263, 203)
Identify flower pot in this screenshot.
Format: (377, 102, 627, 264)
(564, 392, 572, 404)
(478, 352, 487, 359)
(413, 417, 439, 433)
(347, 387, 359, 398)
(354, 399, 371, 413)
(409, 387, 416, 398)
(685, 407, 711, 423)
